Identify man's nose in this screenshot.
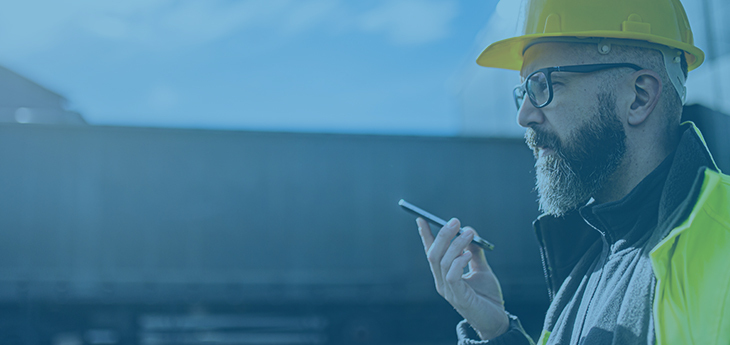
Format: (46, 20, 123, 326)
(517, 99, 545, 128)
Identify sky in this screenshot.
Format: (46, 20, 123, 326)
(0, 0, 725, 137)
(0, 0, 501, 136)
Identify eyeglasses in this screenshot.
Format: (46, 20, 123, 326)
(513, 63, 643, 110)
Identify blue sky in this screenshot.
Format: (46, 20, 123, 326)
(0, 0, 500, 135)
(1, 0, 725, 136)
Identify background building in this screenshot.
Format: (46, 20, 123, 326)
(0, 103, 726, 345)
(0, 66, 85, 125)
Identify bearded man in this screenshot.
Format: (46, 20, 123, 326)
(415, 0, 730, 344)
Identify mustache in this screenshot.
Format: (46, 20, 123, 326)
(525, 127, 562, 154)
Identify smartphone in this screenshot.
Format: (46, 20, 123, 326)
(399, 199, 495, 251)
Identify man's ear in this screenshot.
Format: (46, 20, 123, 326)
(628, 70, 662, 126)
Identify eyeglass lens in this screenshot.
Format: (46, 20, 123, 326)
(527, 72, 549, 108)
(514, 71, 550, 110)
(513, 87, 525, 109)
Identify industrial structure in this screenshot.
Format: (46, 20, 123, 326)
(0, 103, 727, 344)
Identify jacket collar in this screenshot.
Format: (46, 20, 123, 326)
(656, 122, 719, 227)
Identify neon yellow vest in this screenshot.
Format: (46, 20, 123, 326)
(650, 167, 730, 344)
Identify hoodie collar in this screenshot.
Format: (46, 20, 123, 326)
(578, 149, 673, 244)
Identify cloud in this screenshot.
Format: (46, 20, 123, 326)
(78, 0, 309, 48)
(0, 1, 79, 58)
(0, 0, 172, 57)
(280, 0, 340, 34)
(0, 0, 455, 62)
(358, 0, 458, 45)
(0, 0, 344, 59)
(155, 1, 292, 43)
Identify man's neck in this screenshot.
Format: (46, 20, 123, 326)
(594, 138, 677, 204)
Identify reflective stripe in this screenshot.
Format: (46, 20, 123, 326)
(537, 330, 550, 345)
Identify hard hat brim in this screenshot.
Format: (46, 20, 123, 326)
(477, 31, 705, 72)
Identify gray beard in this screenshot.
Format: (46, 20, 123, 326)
(526, 93, 626, 217)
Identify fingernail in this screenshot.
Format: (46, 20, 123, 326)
(462, 229, 474, 237)
(447, 218, 458, 228)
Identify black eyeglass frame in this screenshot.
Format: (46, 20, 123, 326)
(513, 63, 644, 110)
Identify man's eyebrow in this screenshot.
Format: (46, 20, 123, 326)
(550, 71, 578, 81)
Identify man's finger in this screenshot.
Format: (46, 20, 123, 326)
(426, 218, 462, 266)
(462, 227, 494, 273)
(445, 250, 472, 284)
(417, 217, 434, 252)
(443, 251, 474, 307)
(425, 218, 462, 286)
(440, 229, 474, 275)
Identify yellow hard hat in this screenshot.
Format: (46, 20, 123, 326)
(478, 0, 705, 72)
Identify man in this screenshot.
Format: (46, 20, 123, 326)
(416, 0, 730, 344)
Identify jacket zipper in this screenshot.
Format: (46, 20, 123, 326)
(573, 217, 611, 345)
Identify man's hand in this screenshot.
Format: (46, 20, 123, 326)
(417, 217, 509, 340)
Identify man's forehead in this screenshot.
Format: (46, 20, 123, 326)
(520, 42, 594, 77)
